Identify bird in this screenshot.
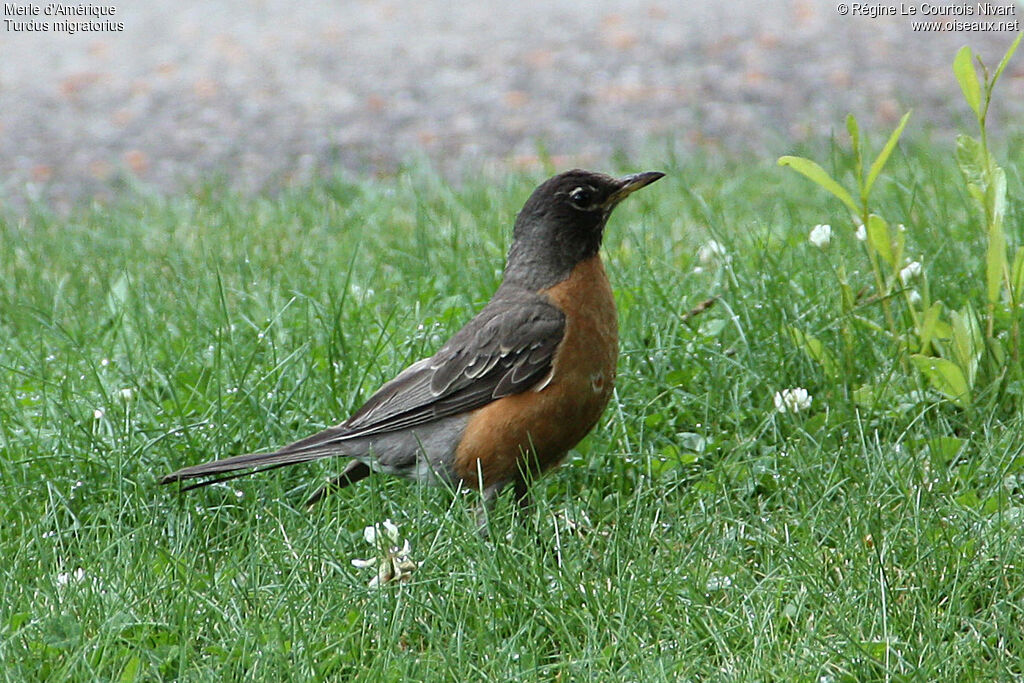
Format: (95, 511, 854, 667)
(161, 169, 664, 516)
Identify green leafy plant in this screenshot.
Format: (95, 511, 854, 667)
(778, 112, 915, 399)
(952, 35, 1023, 359)
(778, 35, 1021, 410)
(780, 111, 912, 340)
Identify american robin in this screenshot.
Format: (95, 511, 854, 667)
(161, 169, 664, 513)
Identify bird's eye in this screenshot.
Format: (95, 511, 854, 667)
(568, 186, 592, 208)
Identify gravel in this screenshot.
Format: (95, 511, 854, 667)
(1, 0, 1021, 210)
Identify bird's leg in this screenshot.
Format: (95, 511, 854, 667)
(512, 477, 533, 515)
(473, 483, 506, 538)
(304, 459, 372, 507)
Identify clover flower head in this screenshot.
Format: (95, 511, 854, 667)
(774, 387, 812, 414)
(899, 260, 922, 285)
(697, 240, 728, 265)
(705, 574, 734, 592)
(363, 519, 399, 545)
(352, 519, 417, 588)
(56, 568, 86, 588)
(854, 224, 867, 242)
(809, 224, 831, 249)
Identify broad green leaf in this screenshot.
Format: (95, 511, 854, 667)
(118, 656, 142, 683)
(962, 301, 984, 347)
(6, 612, 30, 632)
(917, 301, 944, 353)
(967, 183, 985, 208)
(982, 495, 1003, 516)
(865, 110, 912, 196)
(933, 318, 953, 340)
(866, 214, 894, 269)
(862, 640, 894, 660)
(852, 384, 878, 409)
(787, 326, 838, 378)
(990, 166, 1007, 222)
(1011, 246, 1024, 305)
(666, 369, 691, 386)
(955, 135, 986, 188)
(955, 489, 982, 510)
(778, 156, 860, 215)
(987, 336, 1006, 368)
(926, 436, 966, 464)
(699, 318, 728, 338)
(954, 46, 982, 118)
(986, 216, 1007, 304)
(677, 432, 707, 453)
(804, 413, 827, 434)
(992, 31, 1023, 86)
(911, 355, 970, 407)
(645, 412, 666, 429)
(950, 305, 982, 387)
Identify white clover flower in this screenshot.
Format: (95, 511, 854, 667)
(899, 260, 922, 285)
(56, 568, 86, 587)
(907, 289, 922, 306)
(353, 519, 417, 587)
(854, 224, 867, 242)
(774, 387, 812, 414)
(119, 388, 133, 401)
(809, 224, 831, 249)
(363, 519, 400, 545)
(697, 240, 728, 265)
(93, 408, 105, 420)
(705, 574, 733, 592)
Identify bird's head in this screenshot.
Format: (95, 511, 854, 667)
(505, 169, 664, 289)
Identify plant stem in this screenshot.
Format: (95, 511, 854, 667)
(862, 210, 898, 339)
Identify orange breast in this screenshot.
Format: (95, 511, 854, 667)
(453, 256, 619, 489)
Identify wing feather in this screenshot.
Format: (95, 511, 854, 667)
(330, 288, 565, 441)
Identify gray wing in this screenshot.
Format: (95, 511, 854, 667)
(277, 287, 566, 452)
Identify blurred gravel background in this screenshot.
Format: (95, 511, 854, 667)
(1, 0, 1021, 210)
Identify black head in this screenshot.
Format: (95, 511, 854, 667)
(504, 169, 664, 290)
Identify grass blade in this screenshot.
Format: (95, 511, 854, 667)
(865, 111, 911, 196)
(992, 31, 1023, 86)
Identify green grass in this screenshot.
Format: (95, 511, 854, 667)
(2, 140, 1023, 681)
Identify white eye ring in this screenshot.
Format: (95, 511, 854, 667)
(569, 186, 592, 207)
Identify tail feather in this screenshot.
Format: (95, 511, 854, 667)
(160, 430, 354, 486)
(161, 450, 307, 484)
(177, 461, 298, 492)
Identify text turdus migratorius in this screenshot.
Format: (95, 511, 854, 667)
(161, 169, 664, 512)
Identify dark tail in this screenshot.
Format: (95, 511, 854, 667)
(160, 425, 358, 493)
